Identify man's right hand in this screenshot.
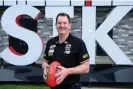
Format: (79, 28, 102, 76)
(42, 60, 49, 81)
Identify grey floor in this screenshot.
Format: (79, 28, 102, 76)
(82, 87, 132, 89)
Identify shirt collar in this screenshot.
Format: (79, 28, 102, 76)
(56, 34, 71, 45)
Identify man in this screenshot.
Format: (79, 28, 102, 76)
(42, 13, 90, 89)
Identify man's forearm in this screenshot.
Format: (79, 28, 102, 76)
(42, 57, 49, 69)
(67, 60, 90, 75)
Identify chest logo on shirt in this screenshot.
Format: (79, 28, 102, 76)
(64, 44, 71, 54)
(48, 45, 56, 56)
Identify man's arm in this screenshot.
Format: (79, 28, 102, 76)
(67, 59, 89, 74)
(42, 57, 49, 69)
(56, 59, 89, 76)
(67, 39, 90, 74)
(55, 59, 89, 85)
(42, 57, 49, 81)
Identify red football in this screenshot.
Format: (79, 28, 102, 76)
(46, 61, 61, 87)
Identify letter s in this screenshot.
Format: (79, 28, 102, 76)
(0, 5, 43, 66)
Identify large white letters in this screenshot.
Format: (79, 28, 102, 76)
(0, 5, 132, 65)
(82, 6, 133, 65)
(0, 5, 43, 66)
(95, 6, 133, 65)
(82, 7, 96, 64)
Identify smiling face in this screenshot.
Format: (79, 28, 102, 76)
(56, 16, 71, 35)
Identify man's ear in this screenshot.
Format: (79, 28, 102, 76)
(69, 23, 72, 29)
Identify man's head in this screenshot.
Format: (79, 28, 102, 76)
(56, 13, 71, 35)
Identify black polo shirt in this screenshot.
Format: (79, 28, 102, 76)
(43, 34, 89, 86)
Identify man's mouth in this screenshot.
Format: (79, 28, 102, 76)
(59, 28, 66, 31)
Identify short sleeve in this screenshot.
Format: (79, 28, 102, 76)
(77, 40, 89, 63)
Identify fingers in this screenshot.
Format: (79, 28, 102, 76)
(55, 71, 62, 78)
(43, 64, 49, 69)
(43, 73, 47, 82)
(43, 65, 49, 75)
(43, 65, 49, 82)
(56, 75, 64, 85)
(56, 66, 63, 69)
(55, 66, 63, 77)
(44, 69, 47, 75)
(42, 61, 49, 69)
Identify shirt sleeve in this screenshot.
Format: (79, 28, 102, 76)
(43, 41, 49, 62)
(77, 40, 90, 63)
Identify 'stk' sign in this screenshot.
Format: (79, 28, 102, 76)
(0, 0, 133, 65)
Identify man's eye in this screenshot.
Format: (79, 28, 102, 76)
(58, 22, 61, 24)
(63, 22, 67, 24)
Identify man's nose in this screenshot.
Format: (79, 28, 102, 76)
(60, 23, 64, 27)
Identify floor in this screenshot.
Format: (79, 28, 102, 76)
(82, 86, 133, 89)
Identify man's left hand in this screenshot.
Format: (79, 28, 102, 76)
(55, 66, 69, 85)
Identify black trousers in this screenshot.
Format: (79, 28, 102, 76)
(51, 83, 81, 89)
